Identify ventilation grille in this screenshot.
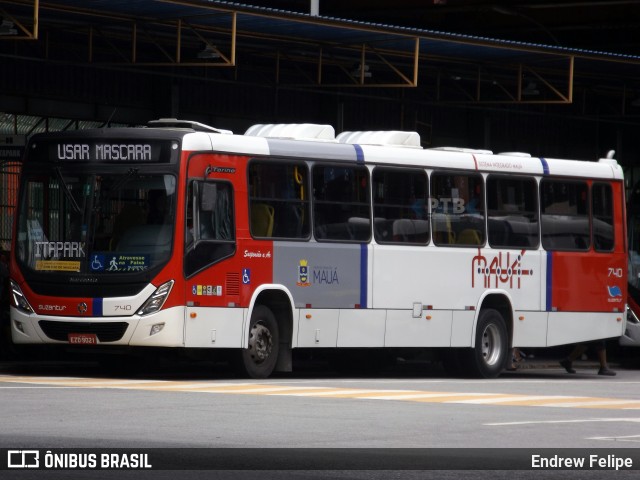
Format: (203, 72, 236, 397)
(226, 273, 240, 296)
(39, 321, 128, 342)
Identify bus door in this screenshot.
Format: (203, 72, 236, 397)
(182, 153, 244, 348)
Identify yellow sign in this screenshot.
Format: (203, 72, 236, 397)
(35, 260, 81, 272)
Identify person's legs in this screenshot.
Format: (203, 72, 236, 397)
(568, 344, 587, 361)
(560, 344, 586, 374)
(595, 341, 616, 376)
(508, 348, 523, 370)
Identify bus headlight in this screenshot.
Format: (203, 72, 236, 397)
(10, 280, 34, 314)
(137, 280, 174, 316)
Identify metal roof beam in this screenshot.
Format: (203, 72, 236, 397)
(0, 0, 637, 109)
(0, 0, 38, 40)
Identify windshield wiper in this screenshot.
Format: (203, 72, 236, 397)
(54, 166, 82, 214)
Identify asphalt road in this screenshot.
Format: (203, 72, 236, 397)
(0, 357, 639, 480)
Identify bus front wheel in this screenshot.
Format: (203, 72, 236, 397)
(236, 305, 279, 379)
(463, 308, 508, 378)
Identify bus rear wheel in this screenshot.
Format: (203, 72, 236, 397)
(236, 305, 279, 379)
(462, 308, 508, 378)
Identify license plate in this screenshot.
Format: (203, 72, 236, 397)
(68, 333, 98, 345)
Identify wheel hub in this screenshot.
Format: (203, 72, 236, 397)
(248, 322, 273, 363)
(481, 324, 502, 366)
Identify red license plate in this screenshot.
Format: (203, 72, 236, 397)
(68, 333, 98, 345)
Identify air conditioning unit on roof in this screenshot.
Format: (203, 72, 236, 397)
(336, 130, 421, 148)
(244, 123, 336, 141)
(498, 152, 531, 157)
(430, 146, 494, 155)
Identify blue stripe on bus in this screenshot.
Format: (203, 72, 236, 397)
(93, 298, 103, 317)
(353, 144, 365, 164)
(360, 244, 368, 308)
(539, 157, 550, 175)
(546, 252, 553, 312)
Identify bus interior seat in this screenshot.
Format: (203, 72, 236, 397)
(251, 203, 275, 237)
(316, 222, 349, 240)
(347, 217, 371, 241)
(273, 203, 305, 238)
(457, 228, 482, 245)
(542, 233, 589, 251)
(374, 218, 392, 241)
(392, 219, 429, 242)
(433, 215, 456, 244)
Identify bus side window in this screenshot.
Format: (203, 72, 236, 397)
(541, 179, 589, 251)
(431, 171, 485, 246)
(592, 183, 614, 252)
(372, 167, 429, 245)
(313, 165, 371, 242)
(248, 161, 310, 239)
(487, 176, 539, 249)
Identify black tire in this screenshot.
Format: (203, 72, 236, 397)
(461, 308, 508, 378)
(236, 305, 279, 379)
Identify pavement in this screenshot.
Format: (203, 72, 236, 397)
(0, 341, 637, 376)
(510, 358, 602, 372)
(506, 349, 632, 374)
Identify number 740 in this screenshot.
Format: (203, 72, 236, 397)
(608, 267, 623, 278)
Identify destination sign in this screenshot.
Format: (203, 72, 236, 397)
(31, 139, 176, 163)
(57, 144, 152, 161)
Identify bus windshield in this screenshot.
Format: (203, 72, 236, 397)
(16, 168, 176, 276)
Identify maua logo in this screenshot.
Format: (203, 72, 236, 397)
(607, 285, 623, 303)
(313, 267, 339, 285)
(296, 260, 340, 287)
(296, 259, 310, 287)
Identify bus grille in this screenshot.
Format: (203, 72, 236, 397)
(39, 321, 129, 342)
(226, 272, 240, 296)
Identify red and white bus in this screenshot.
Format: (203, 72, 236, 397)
(9, 119, 627, 378)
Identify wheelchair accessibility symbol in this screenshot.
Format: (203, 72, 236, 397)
(90, 254, 105, 271)
(242, 268, 251, 285)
